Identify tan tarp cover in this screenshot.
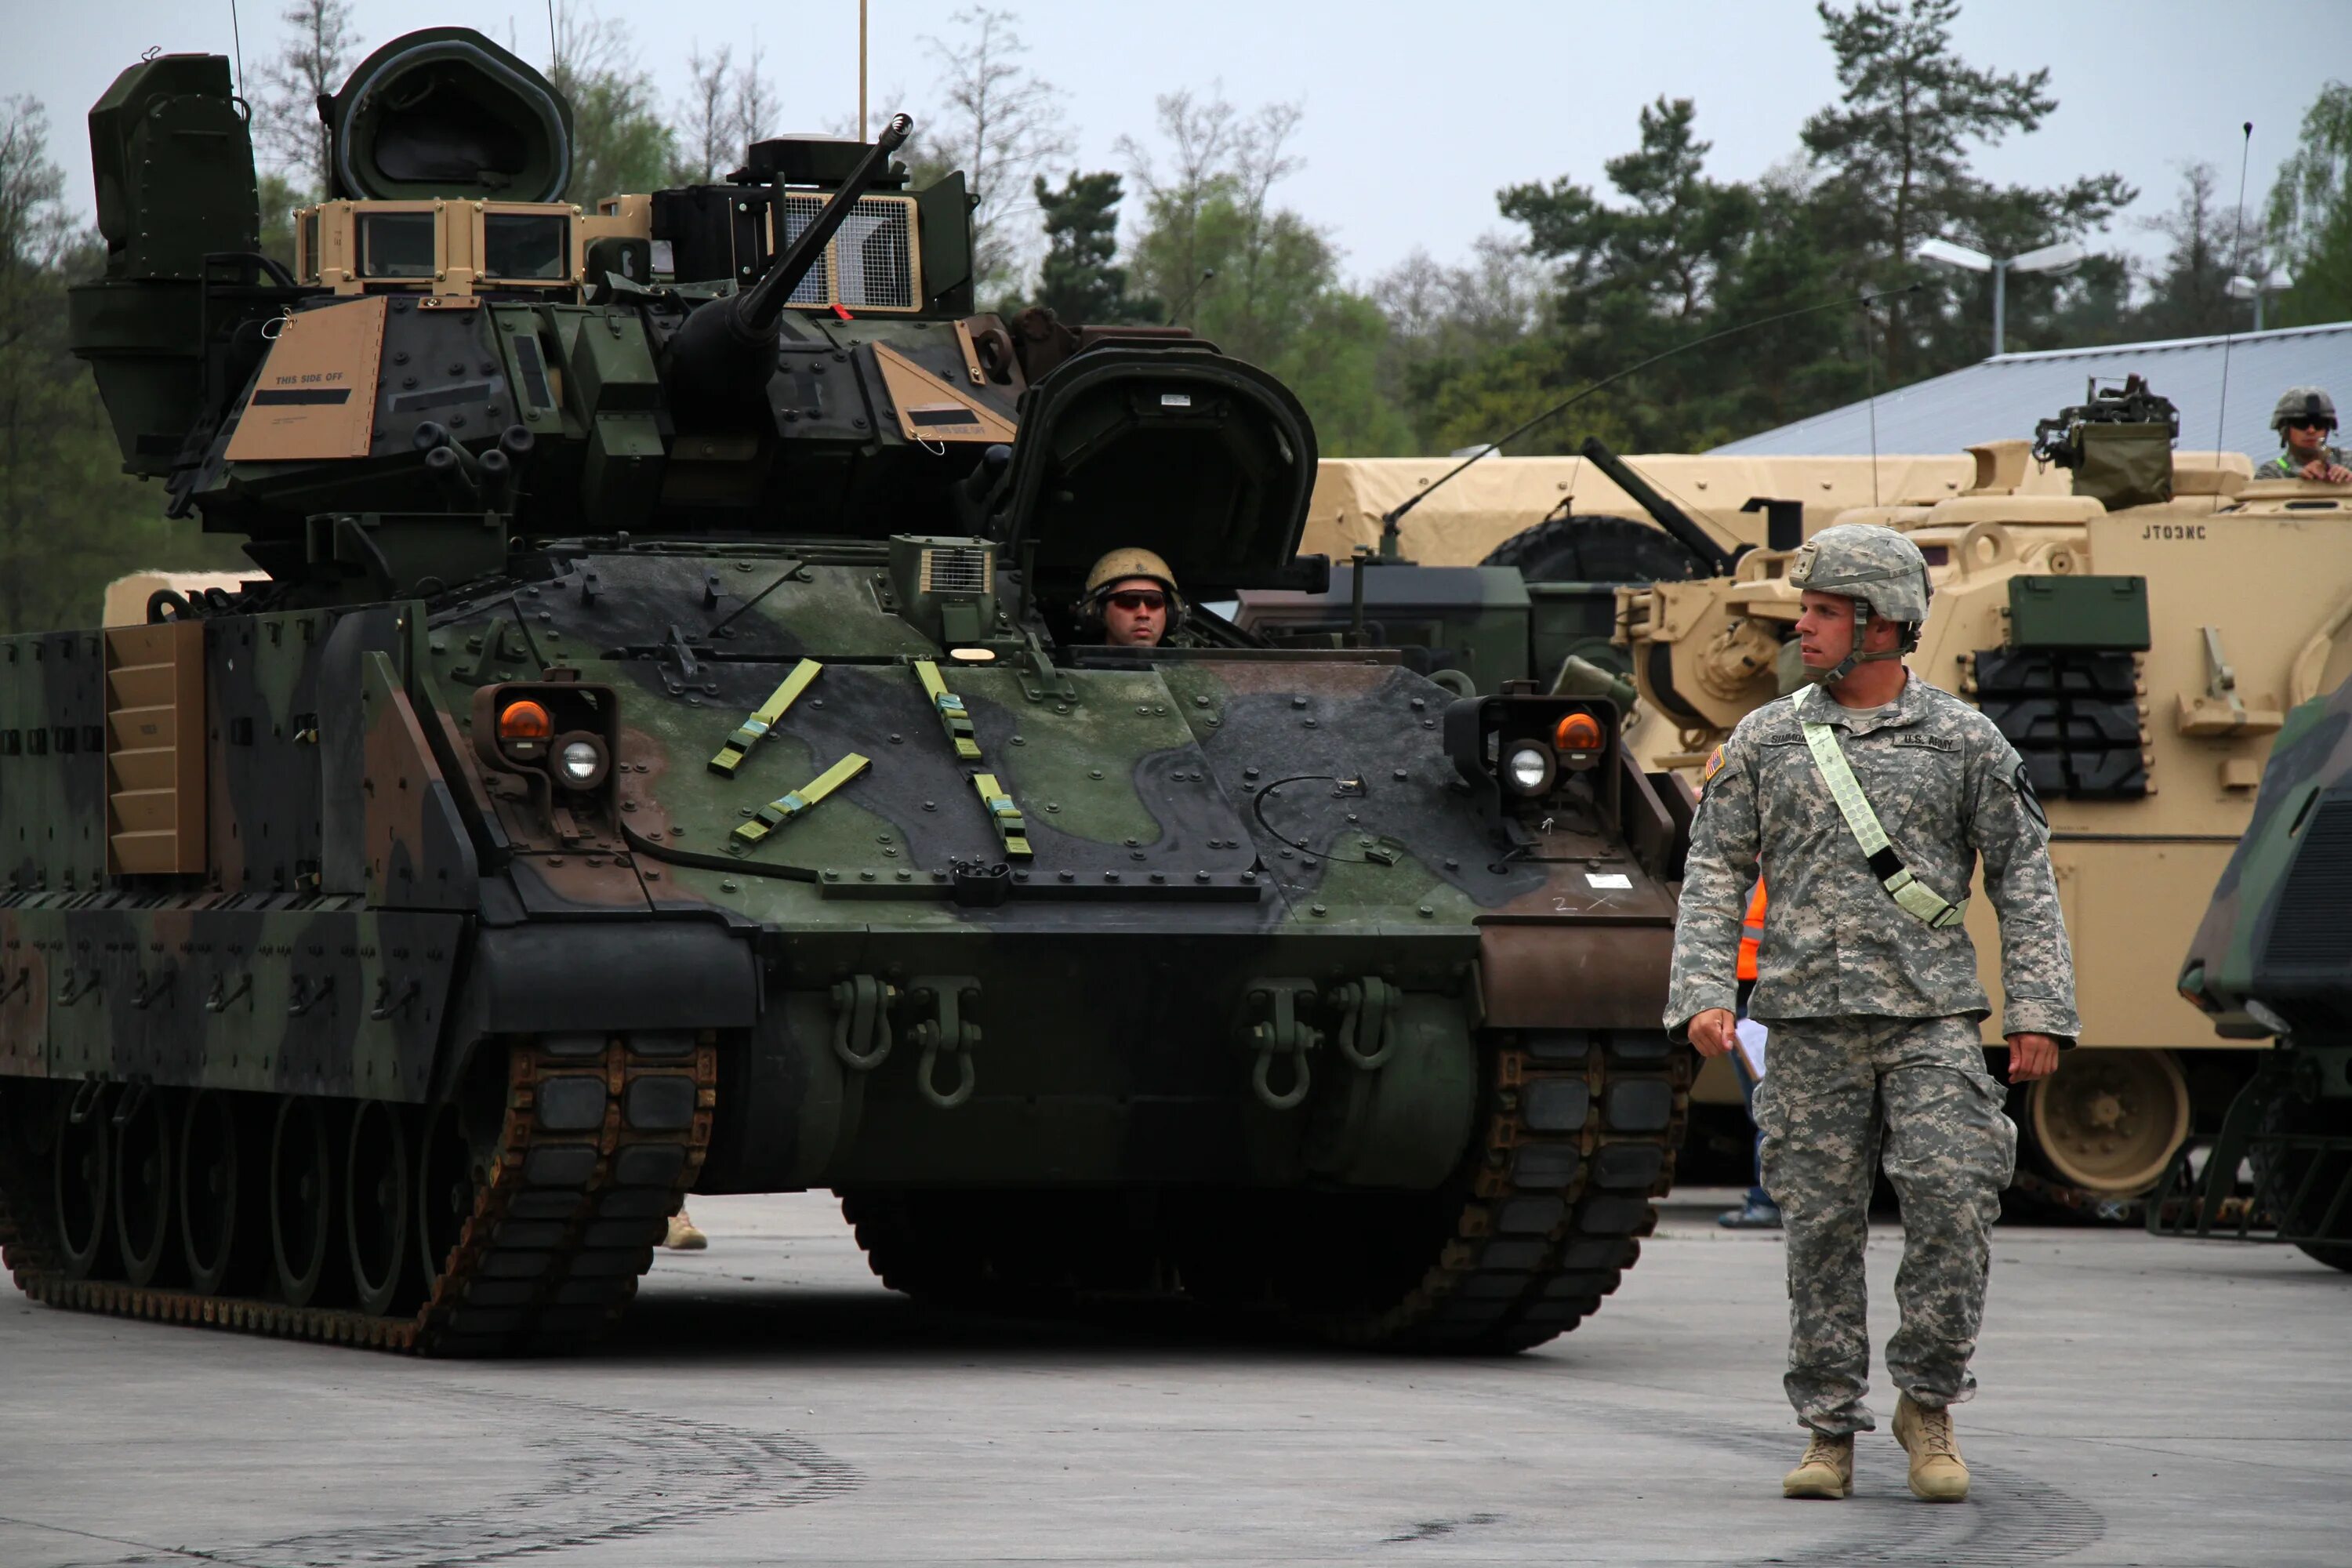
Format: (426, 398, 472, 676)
(1303, 453, 1990, 566)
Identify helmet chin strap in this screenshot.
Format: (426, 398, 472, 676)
(1817, 601, 1913, 689)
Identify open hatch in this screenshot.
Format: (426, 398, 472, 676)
(988, 345, 1325, 603)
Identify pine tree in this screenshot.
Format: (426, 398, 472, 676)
(1032, 171, 1143, 322)
(1800, 0, 2130, 376)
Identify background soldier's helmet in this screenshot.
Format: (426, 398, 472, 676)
(2271, 386, 2339, 434)
(1080, 547, 1184, 620)
(1788, 523, 1933, 629)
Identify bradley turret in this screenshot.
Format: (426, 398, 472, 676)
(67, 31, 1098, 590)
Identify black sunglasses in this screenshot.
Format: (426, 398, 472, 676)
(1105, 590, 1167, 612)
(2285, 418, 2334, 432)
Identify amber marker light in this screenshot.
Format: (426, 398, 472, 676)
(1554, 713, 1603, 753)
(498, 698, 554, 760)
(499, 699, 553, 741)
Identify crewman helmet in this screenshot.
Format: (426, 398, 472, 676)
(2272, 386, 2338, 434)
(1080, 547, 1183, 619)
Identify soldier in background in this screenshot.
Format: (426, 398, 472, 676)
(664, 1210, 708, 1250)
(1079, 549, 1184, 648)
(2257, 387, 2350, 482)
(1664, 524, 2078, 1504)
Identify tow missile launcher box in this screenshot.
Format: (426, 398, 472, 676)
(4, 30, 1696, 1357)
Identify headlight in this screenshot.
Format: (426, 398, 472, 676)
(550, 730, 609, 790)
(1504, 743, 1555, 797)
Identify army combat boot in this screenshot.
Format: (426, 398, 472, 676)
(1893, 1394, 1969, 1501)
(663, 1210, 710, 1251)
(1782, 1431, 1854, 1499)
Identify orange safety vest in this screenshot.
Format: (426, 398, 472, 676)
(1737, 879, 1768, 982)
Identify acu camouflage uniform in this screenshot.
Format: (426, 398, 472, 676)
(2256, 444, 2349, 481)
(1667, 670, 2079, 1437)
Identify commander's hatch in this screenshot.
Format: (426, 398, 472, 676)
(989, 347, 1321, 599)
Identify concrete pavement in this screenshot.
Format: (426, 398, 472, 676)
(0, 1189, 2343, 1566)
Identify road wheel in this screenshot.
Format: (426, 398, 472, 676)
(270, 1096, 343, 1308)
(113, 1090, 176, 1287)
(2025, 1047, 2191, 1200)
(52, 1090, 112, 1281)
(347, 1101, 416, 1316)
(179, 1091, 250, 1296)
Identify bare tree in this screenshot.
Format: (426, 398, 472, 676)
(254, 0, 358, 195)
(2138, 160, 2263, 337)
(1374, 234, 1544, 362)
(0, 97, 69, 282)
(731, 38, 778, 154)
(919, 7, 1070, 291)
(673, 45, 735, 183)
(670, 38, 780, 183)
(1120, 88, 1309, 332)
(548, 2, 671, 201)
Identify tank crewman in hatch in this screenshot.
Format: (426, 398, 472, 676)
(2257, 387, 2351, 482)
(1079, 548, 1185, 648)
(1664, 524, 2078, 1505)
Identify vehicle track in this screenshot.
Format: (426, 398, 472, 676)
(0, 1036, 714, 1356)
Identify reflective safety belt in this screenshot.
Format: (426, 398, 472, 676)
(710, 659, 822, 777)
(916, 660, 982, 761)
(1799, 722, 1968, 930)
(971, 771, 1033, 858)
(732, 753, 872, 847)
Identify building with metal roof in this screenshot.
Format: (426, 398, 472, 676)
(1712, 320, 2350, 461)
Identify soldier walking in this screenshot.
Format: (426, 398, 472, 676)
(1664, 524, 2078, 1503)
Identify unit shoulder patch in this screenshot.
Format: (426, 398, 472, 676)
(2012, 760, 2049, 831)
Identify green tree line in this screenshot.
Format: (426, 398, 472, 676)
(2, 0, 2347, 632)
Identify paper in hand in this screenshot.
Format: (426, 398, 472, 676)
(1734, 1018, 1768, 1079)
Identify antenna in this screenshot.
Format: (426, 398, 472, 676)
(1376, 284, 1926, 551)
(1166, 268, 1217, 325)
(1864, 296, 1882, 506)
(228, 0, 246, 99)
(2212, 121, 2253, 510)
(546, 0, 558, 68)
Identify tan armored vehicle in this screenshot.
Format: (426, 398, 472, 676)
(1617, 379, 2352, 1203)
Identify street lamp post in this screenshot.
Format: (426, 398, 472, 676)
(1917, 238, 2087, 357)
(2227, 269, 2295, 331)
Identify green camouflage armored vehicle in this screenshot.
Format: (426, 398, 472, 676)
(0, 29, 1696, 1355)
(2165, 673, 2352, 1267)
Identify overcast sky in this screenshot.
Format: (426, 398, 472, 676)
(10, 1, 2341, 286)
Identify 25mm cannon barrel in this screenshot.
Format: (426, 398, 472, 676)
(663, 113, 915, 411)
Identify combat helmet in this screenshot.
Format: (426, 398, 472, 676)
(2272, 386, 2337, 434)
(1788, 523, 1933, 685)
(1079, 546, 1185, 622)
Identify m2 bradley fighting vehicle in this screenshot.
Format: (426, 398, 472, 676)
(1615, 377, 2352, 1208)
(0, 29, 1697, 1356)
